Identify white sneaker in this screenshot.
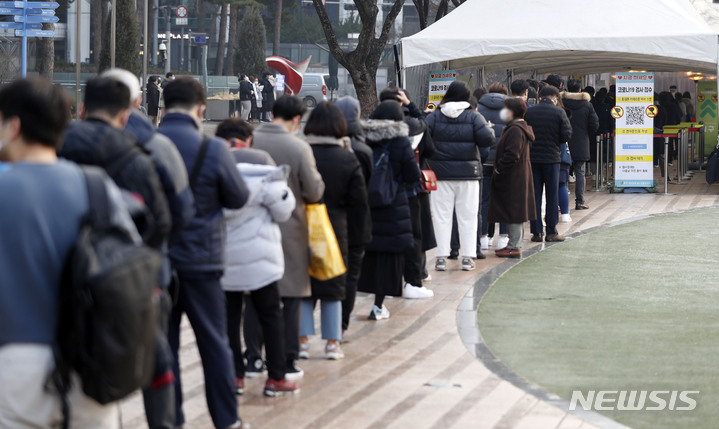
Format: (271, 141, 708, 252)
(479, 236, 489, 250)
(404, 283, 434, 299)
(561, 214, 572, 223)
(422, 272, 432, 282)
(497, 235, 509, 250)
(298, 341, 309, 359)
(368, 305, 390, 320)
(325, 343, 345, 360)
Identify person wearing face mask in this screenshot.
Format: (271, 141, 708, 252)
(524, 85, 572, 243)
(238, 74, 254, 121)
(488, 98, 536, 259)
(251, 95, 325, 380)
(157, 77, 250, 429)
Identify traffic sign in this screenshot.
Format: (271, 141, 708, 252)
(176, 5, 187, 17)
(0, 7, 53, 14)
(13, 14, 58, 22)
(175, 17, 187, 25)
(0, 8, 22, 14)
(194, 35, 206, 43)
(15, 29, 54, 37)
(25, 1, 58, 7)
(0, 21, 41, 28)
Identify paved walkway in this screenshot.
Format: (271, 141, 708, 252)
(120, 167, 719, 429)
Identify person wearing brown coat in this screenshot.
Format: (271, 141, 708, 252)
(489, 98, 536, 259)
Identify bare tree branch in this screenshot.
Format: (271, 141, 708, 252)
(311, 0, 348, 66)
(377, 0, 405, 46)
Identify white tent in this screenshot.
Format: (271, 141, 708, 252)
(399, 0, 719, 76)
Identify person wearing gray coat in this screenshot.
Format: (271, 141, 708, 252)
(250, 96, 325, 379)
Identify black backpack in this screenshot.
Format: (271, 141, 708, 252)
(368, 142, 399, 208)
(53, 167, 161, 415)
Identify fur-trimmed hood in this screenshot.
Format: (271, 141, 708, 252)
(361, 120, 409, 143)
(561, 91, 591, 102)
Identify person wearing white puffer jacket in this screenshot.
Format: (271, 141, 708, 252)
(221, 140, 300, 398)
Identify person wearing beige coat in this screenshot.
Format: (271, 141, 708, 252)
(247, 95, 325, 379)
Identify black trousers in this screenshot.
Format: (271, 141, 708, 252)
(403, 195, 423, 286)
(142, 290, 175, 429)
(342, 245, 365, 331)
(225, 283, 285, 381)
(244, 295, 302, 364)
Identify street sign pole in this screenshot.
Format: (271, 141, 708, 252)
(142, 0, 147, 105)
(110, 0, 115, 68)
(75, 0, 80, 113)
(20, 0, 26, 77)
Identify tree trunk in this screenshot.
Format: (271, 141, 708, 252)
(272, 0, 281, 55)
(209, 4, 219, 59)
(214, 3, 227, 75)
(224, 3, 238, 76)
(40, 22, 54, 78)
(349, 65, 377, 118)
(197, 0, 206, 33)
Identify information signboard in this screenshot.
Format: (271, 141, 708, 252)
(428, 70, 456, 109)
(614, 72, 655, 188)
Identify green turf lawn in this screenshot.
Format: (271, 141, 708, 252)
(477, 207, 719, 429)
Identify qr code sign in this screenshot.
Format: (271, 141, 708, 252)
(625, 106, 646, 126)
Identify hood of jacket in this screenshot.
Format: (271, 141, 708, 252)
(336, 97, 364, 139)
(507, 119, 535, 141)
(440, 101, 470, 119)
(305, 135, 349, 148)
(362, 119, 409, 143)
(61, 118, 137, 166)
(126, 110, 155, 145)
(562, 92, 592, 102)
(478, 93, 507, 110)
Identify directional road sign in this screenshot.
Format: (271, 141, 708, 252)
(13, 14, 59, 22)
(0, 21, 41, 28)
(15, 29, 54, 37)
(0, 1, 58, 6)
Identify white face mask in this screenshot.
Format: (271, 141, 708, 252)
(499, 108, 513, 123)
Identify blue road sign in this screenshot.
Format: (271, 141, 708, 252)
(0, 22, 41, 28)
(13, 14, 58, 22)
(0, 7, 52, 14)
(194, 36, 206, 43)
(0, 1, 23, 7)
(25, 1, 58, 7)
(15, 29, 54, 37)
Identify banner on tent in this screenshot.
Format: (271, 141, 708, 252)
(696, 81, 717, 155)
(428, 70, 456, 109)
(614, 72, 655, 188)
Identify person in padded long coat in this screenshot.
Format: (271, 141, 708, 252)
(488, 98, 536, 259)
(358, 100, 421, 321)
(300, 102, 369, 360)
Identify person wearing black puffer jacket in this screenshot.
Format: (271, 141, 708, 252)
(524, 85, 572, 243)
(427, 81, 495, 272)
(358, 100, 421, 321)
(562, 79, 598, 211)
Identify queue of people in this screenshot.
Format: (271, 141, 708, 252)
(0, 70, 626, 429)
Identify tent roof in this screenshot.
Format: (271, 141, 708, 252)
(400, 0, 719, 74)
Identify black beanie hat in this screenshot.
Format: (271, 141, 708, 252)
(369, 100, 404, 121)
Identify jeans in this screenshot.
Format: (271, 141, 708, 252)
(300, 299, 342, 340)
(225, 283, 285, 381)
(0, 344, 119, 428)
(558, 182, 570, 215)
(168, 271, 238, 428)
(507, 223, 524, 249)
(432, 180, 480, 258)
(530, 163, 560, 236)
(573, 160, 586, 204)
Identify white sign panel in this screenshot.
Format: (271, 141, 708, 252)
(275, 74, 285, 92)
(614, 72, 655, 188)
(428, 70, 456, 109)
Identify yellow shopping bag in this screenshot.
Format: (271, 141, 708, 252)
(306, 203, 347, 281)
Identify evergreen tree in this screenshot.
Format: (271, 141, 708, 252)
(99, 0, 140, 75)
(236, 6, 266, 78)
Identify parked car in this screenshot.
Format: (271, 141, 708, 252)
(298, 73, 328, 108)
